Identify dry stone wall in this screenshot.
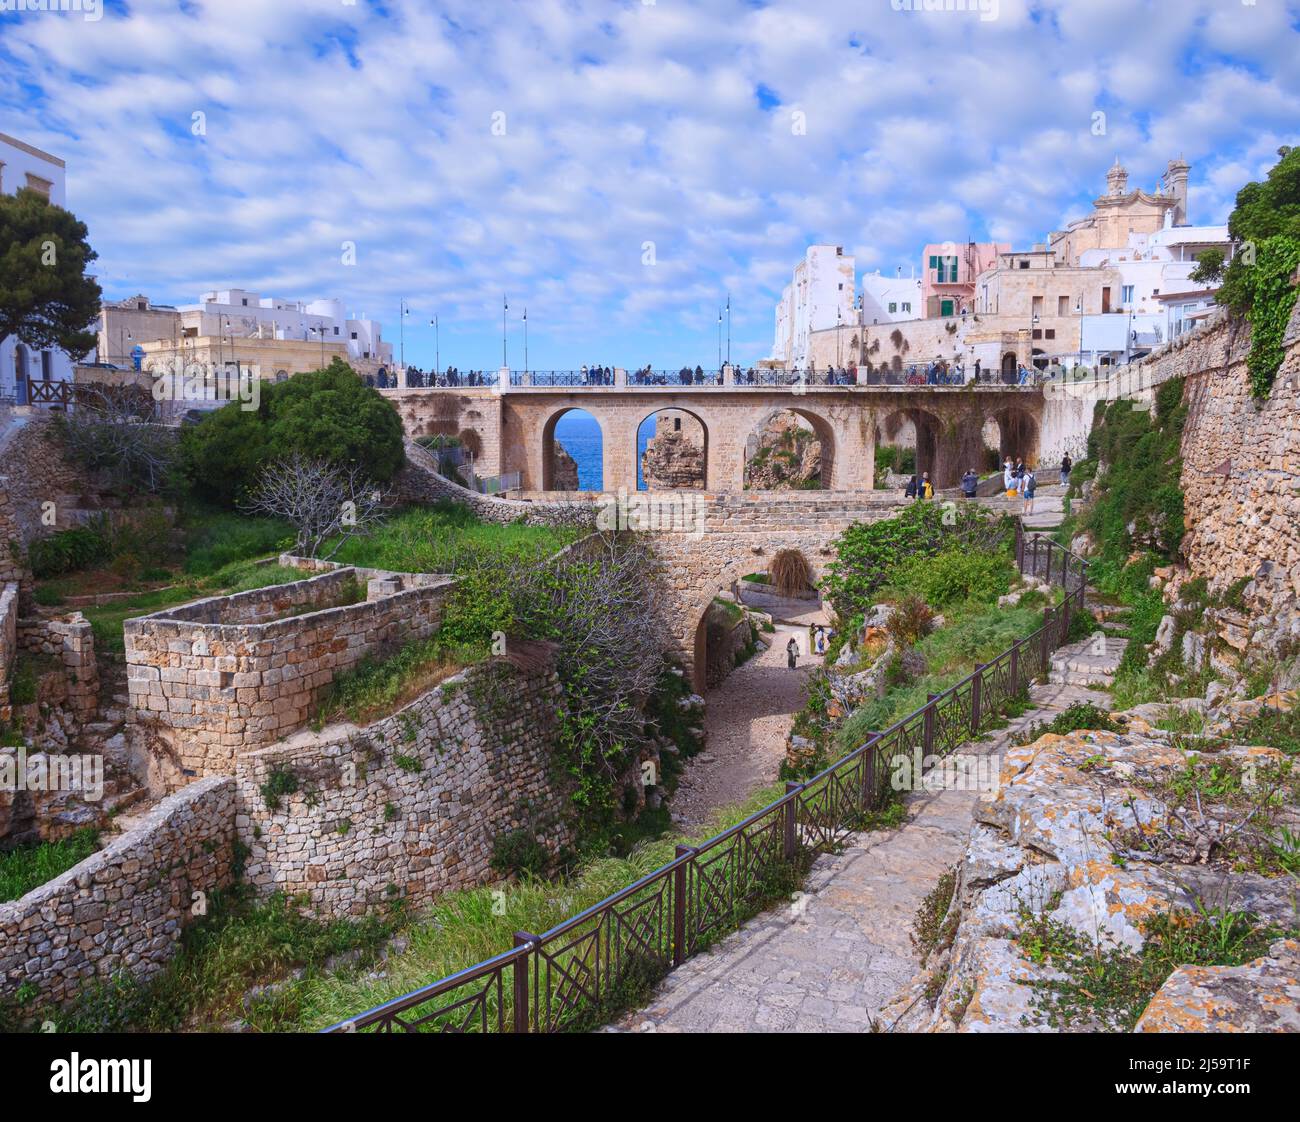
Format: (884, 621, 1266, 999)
(16, 613, 99, 722)
(0, 775, 235, 1010)
(235, 656, 572, 917)
(0, 583, 16, 720)
(124, 560, 456, 785)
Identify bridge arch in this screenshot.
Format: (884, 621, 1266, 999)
(879, 406, 945, 486)
(990, 405, 1041, 468)
(744, 405, 836, 490)
(636, 406, 709, 490)
(542, 406, 605, 491)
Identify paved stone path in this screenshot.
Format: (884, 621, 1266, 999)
(670, 626, 822, 830)
(613, 640, 1121, 1033)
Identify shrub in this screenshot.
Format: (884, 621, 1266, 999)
(28, 525, 111, 578)
(177, 360, 405, 507)
(885, 595, 935, 648)
(892, 548, 1015, 608)
(490, 828, 550, 878)
(768, 549, 812, 598)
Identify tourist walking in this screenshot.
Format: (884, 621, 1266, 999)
(786, 635, 800, 669)
(920, 471, 933, 500)
(961, 468, 979, 498)
(1022, 466, 1037, 515)
(1060, 453, 1072, 488)
(904, 474, 919, 499)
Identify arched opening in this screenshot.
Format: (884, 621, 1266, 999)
(637, 408, 708, 490)
(1031, 348, 1048, 372)
(991, 406, 1041, 468)
(1000, 351, 1017, 384)
(878, 407, 943, 488)
(743, 408, 833, 490)
(543, 407, 603, 491)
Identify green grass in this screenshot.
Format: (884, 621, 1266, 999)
(327, 502, 582, 575)
(82, 562, 310, 656)
(180, 507, 295, 577)
(836, 601, 1046, 753)
(0, 828, 100, 903)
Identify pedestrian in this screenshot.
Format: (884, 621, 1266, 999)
(974, 357, 982, 382)
(1022, 465, 1037, 515)
(1060, 453, 1072, 488)
(813, 625, 827, 655)
(905, 474, 919, 499)
(1003, 457, 1015, 495)
(786, 635, 799, 669)
(961, 468, 979, 498)
(920, 471, 933, 500)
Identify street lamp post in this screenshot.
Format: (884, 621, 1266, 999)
(717, 307, 722, 370)
(523, 307, 528, 375)
(726, 292, 731, 368)
(399, 299, 408, 371)
(430, 316, 439, 375)
(502, 295, 509, 370)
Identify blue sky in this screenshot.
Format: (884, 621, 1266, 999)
(3, 0, 1299, 370)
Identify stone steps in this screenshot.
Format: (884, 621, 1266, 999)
(1047, 635, 1127, 688)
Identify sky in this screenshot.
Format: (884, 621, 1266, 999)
(3, 0, 1299, 370)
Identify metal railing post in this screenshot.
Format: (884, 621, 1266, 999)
(1045, 541, 1054, 585)
(783, 782, 802, 859)
(672, 847, 693, 967)
(971, 665, 983, 734)
(1041, 608, 1052, 672)
(859, 734, 882, 810)
(924, 695, 936, 757)
(512, 932, 535, 1034)
(1010, 642, 1020, 695)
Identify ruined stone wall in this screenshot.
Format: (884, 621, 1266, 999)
(124, 561, 457, 783)
(16, 613, 99, 721)
(385, 388, 504, 476)
(235, 657, 572, 918)
(0, 775, 236, 1010)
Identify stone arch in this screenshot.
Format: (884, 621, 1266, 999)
(744, 405, 836, 490)
(541, 406, 604, 491)
(879, 406, 943, 485)
(1000, 351, 1017, 383)
(635, 406, 709, 490)
(991, 405, 1041, 467)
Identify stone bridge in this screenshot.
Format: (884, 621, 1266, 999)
(383, 383, 1072, 491)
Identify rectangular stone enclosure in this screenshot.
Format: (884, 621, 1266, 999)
(124, 557, 456, 783)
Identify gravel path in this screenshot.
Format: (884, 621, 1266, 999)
(670, 626, 822, 831)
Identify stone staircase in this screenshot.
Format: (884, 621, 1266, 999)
(1048, 634, 1127, 689)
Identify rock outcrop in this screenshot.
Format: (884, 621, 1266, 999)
(743, 413, 821, 490)
(885, 691, 1300, 1033)
(642, 411, 705, 490)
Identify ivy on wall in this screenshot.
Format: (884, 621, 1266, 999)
(1243, 236, 1300, 400)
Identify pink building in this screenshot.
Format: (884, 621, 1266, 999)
(921, 242, 1009, 318)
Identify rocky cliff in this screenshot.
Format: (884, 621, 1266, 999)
(743, 413, 821, 490)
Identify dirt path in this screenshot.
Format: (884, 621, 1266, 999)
(670, 627, 822, 831)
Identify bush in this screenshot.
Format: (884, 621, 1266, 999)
(28, 525, 110, 578)
(891, 548, 1015, 608)
(768, 548, 812, 598)
(177, 360, 405, 507)
(885, 595, 935, 648)
(490, 829, 551, 879)
(826, 502, 1013, 621)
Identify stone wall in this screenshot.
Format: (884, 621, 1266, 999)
(16, 613, 99, 722)
(0, 583, 16, 718)
(1176, 303, 1300, 653)
(124, 560, 457, 783)
(0, 775, 236, 1010)
(235, 655, 573, 917)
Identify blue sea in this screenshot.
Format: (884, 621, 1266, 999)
(554, 410, 654, 490)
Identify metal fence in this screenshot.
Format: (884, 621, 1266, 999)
(323, 530, 1087, 1034)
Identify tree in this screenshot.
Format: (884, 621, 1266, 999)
(241, 452, 387, 559)
(53, 387, 176, 494)
(178, 359, 405, 506)
(0, 187, 102, 359)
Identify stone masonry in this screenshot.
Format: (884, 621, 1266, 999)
(235, 655, 573, 917)
(0, 775, 236, 1010)
(124, 559, 456, 785)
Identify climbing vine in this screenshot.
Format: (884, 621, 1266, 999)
(1243, 236, 1300, 399)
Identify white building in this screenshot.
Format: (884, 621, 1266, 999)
(859, 270, 922, 326)
(180, 290, 393, 367)
(0, 132, 78, 403)
(770, 245, 856, 368)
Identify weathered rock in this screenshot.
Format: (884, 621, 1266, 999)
(1135, 940, 1300, 1033)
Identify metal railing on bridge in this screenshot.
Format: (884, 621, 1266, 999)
(323, 529, 1089, 1034)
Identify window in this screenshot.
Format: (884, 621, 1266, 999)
(928, 255, 959, 283)
(41, 351, 53, 380)
(24, 173, 52, 199)
(333, 326, 339, 335)
(902, 302, 911, 313)
(1032, 329, 1042, 340)
(1045, 329, 1056, 340)
(350, 331, 358, 340)
(137, 301, 146, 311)
(888, 302, 897, 314)
(1121, 285, 1134, 304)
(1058, 295, 1069, 316)
(241, 298, 249, 306)
(1019, 260, 1030, 269)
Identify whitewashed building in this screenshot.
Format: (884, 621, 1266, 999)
(0, 132, 78, 403)
(770, 246, 856, 368)
(859, 270, 922, 326)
